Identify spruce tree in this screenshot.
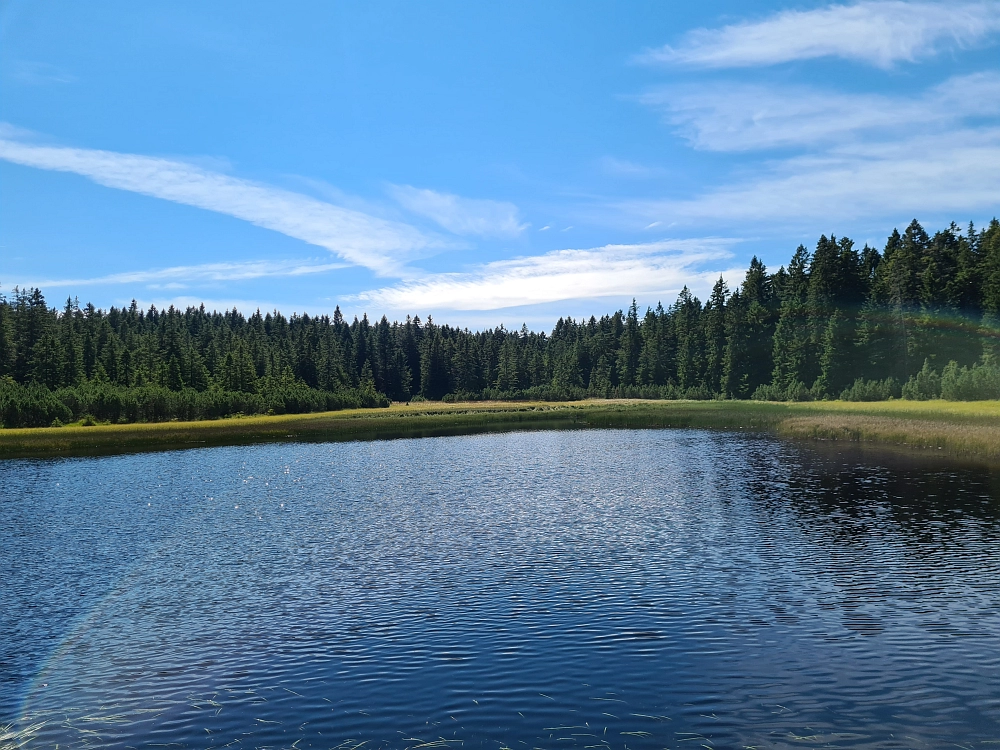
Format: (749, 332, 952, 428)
(722, 291, 750, 398)
(703, 278, 728, 393)
(30, 333, 64, 390)
(0, 297, 15, 378)
(771, 246, 811, 391)
(617, 300, 641, 388)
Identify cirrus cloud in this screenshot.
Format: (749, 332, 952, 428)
(640, 72, 1000, 151)
(0, 131, 444, 276)
(352, 239, 740, 312)
(618, 128, 1000, 227)
(388, 184, 527, 237)
(638, 1, 1000, 69)
(24, 258, 349, 290)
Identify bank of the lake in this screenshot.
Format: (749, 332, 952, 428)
(1, 398, 1000, 463)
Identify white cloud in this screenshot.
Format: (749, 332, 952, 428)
(388, 184, 526, 236)
(0, 133, 443, 275)
(28, 258, 348, 289)
(351, 239, 738, 312)
(599, 156, 662, 177)
(641, 73, 1000, 152)
(10, 61, 77, 85)
(638, 1, 1000, 69)
(620, 128, 1000, 225)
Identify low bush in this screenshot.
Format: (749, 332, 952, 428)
(940, 357, 1000, 400)
(752, 380, 814, 402)
(0, 377, 73, 428)
(0, 378, 386, 428)
(902, 359, 942, 400)
(840, 377, 901, 402)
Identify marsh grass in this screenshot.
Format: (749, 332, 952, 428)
(1, 398, 998, 464)
(779, 412, 1000, 462)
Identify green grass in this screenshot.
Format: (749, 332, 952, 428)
(1, 398, 999, 463)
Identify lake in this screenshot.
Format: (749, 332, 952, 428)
(2, 429, 999, 748)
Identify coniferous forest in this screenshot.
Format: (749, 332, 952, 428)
(1, 218, 999, 428)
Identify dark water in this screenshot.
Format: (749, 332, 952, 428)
(2, 429, 1000, 749)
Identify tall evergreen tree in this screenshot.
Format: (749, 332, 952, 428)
(771, 246, 811, 391)
(703, 278, 728, 393)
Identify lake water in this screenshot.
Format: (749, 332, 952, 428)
(2, 429, 999, 749)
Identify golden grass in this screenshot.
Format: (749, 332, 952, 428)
(1, 398, 999, 463)
(773, 399, 1000, 462)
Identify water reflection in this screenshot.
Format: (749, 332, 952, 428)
(1, 429, 998, 748)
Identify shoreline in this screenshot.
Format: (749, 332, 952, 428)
(1, 399, 999, 464)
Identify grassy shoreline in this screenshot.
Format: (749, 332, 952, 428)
(1, 399, 999, 463)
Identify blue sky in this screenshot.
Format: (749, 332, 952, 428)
(2, 1, 999, 329)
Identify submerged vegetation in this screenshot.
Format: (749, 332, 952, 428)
(1, 218, 1000, 428)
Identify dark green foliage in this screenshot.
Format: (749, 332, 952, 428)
(0, 290, 391, 426)
(901, 359, 942, 400)
(939, 357, 1000, 400)
(771, 246, 812, 391)
(752, 380, 813, 402)
(840, 377, 901, 402)
(1, 218, 998, 428)
(0, 377, 73, 427)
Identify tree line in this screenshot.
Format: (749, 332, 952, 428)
(1, 218, 999, 428)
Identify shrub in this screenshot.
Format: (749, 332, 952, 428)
(840, 377, 900, 402)
(0, 377, 386, 428)
(902, 359, 941, 400)
(940, 356, 1000, 400)
(0, 378, 73, 428)
(752, 380, 813, 402)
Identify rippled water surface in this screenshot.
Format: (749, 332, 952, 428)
(2, 429, 1000, 749)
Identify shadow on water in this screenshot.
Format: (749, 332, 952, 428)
(771, 438, 1000, 531)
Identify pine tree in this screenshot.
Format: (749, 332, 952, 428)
(30, 333, 63, 390)
(0, 297, 15, 378)
(165, 355, 185, 391)
(771, 246, 811, 391)
(13, 288, 50, 382)
(702, 278, 728, 393)
(981, 219, 1000, 314)
(722, 291, 750, 398)
(588, 354, 612, 397)
(817, 309, 854, 396)
(419, 321, 450, 399)
(552, 344, 583, 393)
(740, 258, 776, 394)
(494, 336, 520, 392)
(616, 300, 642, 388)
(672, 288, 703, 391)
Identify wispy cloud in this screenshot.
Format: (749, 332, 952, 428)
(9, 61, 77, 85)
(599, 156, 662, 177)
(27, 258, 348, 289)
(352, 240, 738, 312)
(641, 72, 1000, 151)
(638, 1, 1000, 69)
(0, 132, 443, 275)
(388, 184, 526, 237)
(620, 128, 1000, 226)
